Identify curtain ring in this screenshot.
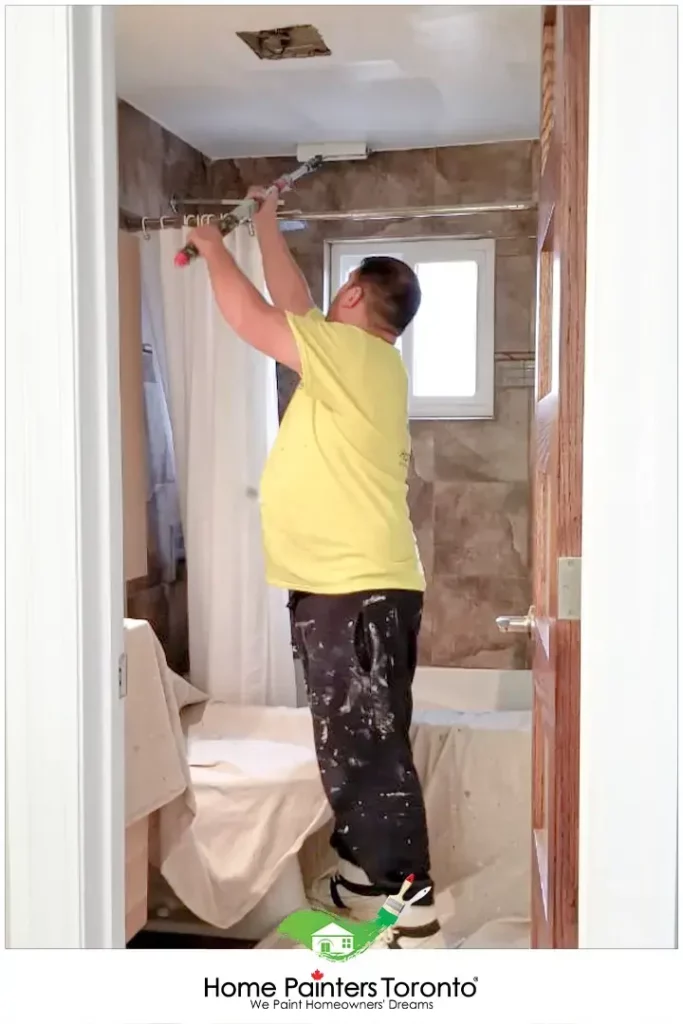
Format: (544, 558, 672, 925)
(141, 217, 151, 240)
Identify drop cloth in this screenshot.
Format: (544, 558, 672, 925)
(125, 618, 331, 932)
(156, 702, 331, 931)
(126, 616, 530, 943)
(124, 618, 204, 826)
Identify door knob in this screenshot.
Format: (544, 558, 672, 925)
(495, 607, 535, 636)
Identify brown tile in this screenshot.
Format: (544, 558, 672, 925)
(434, 481, 529, 577)
(496, 235, 537, 258)
(408, 475, 433, 532)
(417, 595, 435, 667)
(434, 141, 536, 205)
(287, 240, 325, 307)
(209, 142, 536, 215)
(319, 209, 537, 245)
(432, 388, 531, 483)
(426, 574, 531, 667)
(118, 101, 207, 218)
(208, 156, 297, 201)
(338, 149, 438, 211)
(409, 421, 435, 482)
(408, 475, 434, 585)
(495, 254, 537, 353)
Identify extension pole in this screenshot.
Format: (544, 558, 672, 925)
(174, 155, 323, 267)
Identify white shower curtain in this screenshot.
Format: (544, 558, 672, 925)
(141, 224, 295, 705)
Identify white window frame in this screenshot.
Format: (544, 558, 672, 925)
(327, 237, 496, 419)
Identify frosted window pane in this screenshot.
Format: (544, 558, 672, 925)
(413, 261, 478, 397)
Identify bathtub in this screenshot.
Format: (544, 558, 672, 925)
(295, 660, 533, 713)
(411, 666, 533, 713)
(249, 666, 533, 945)
(150, 665, 532, 943)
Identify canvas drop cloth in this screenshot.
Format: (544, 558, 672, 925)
(125, 618, 330, 932)
(126, 618, 530, 943)
(124, 618, 204, 826)
(156, 702, 331, 931)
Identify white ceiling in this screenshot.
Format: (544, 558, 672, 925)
(115, 5, 542, 160)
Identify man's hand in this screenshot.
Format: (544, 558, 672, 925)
(185, 218, 302, 373)
(247, 186, 279, 230)
(187, 223, 225, 260)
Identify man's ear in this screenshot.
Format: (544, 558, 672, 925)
(342, 283, 364, 309)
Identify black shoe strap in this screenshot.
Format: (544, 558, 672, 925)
(386, 919, 442, 947)
(329, 874, 387, 908)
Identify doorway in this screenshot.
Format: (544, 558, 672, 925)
(4, 4, 677, 952)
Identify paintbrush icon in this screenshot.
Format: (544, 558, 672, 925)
(374, 873, 431, 925)
(278, 873, 432, 960)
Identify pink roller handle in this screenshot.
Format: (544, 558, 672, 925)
(174, 243, 198, 268)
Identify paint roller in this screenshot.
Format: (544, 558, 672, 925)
(174, 142, 369, 267)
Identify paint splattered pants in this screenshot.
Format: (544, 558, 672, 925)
(291, 589, 434, 904)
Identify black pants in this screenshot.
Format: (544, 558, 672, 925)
(291, 589, 434, 905)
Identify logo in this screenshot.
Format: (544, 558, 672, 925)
(277, 873, 430, 961)
(205, 970, 479, 1011)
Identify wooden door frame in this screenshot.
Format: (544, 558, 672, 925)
(578, 5, 677, 948)
(3, 5, 677, 949)
(531, 4, 588, 950)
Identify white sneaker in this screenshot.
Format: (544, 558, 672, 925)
(371, 903, 445, 949)
(308, 860, 386, 921)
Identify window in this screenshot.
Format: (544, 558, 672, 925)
(341, 936, 353, 949)
(328, 238, 495, 419)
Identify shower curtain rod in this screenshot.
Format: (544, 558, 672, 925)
(120, 200, 537, 235)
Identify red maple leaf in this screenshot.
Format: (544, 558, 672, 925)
(311, 969, 324, 980)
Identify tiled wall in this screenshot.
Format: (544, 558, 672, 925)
(208, 143, 537, 668)
(118, 100, 208, 218)
(117, 101, 208, 673)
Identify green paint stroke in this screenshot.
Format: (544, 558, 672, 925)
(277, 905, 400, 962)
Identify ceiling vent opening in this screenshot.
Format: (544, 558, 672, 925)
(236, 24, 331, 61)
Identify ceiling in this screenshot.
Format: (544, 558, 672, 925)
(115, 5, 542, 160)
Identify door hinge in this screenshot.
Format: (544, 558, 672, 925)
(118, 653, 127, 698)
(557, 557, 581, 621)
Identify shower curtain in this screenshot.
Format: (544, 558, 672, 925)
(140, 224, 295, 705)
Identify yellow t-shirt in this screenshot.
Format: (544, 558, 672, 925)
(259, 308, 425, 595)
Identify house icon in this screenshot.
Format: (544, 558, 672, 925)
(311, 921, 355, 955)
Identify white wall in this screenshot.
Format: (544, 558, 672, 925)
(579, 4, 678, 948)
(5, 6, 125, 947)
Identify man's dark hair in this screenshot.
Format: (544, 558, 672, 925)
(356, 256, 422, 336)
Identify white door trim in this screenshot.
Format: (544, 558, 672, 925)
(5, 5, 125, 947)
(579, 4, 678, 948)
